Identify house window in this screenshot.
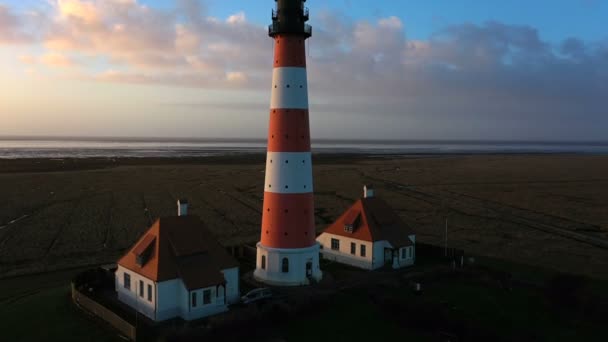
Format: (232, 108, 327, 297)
(408, 247, 412, 258)
(147, 284, 152, 302)
(402, 248, 407, 259)
(139, 280, 144, 297)
(261, 255, 266, 269)
(191, 292, 197, 307)
(123, 273, 131, 290)
(360, 244, 366, 257)
(350, 242, 356, 255)
(331, 238, 340, 251)
(203, 289, 211, 305)
(282, 257, 289, 273)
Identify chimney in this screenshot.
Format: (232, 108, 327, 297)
(364, 185, 374, 198)
(177, 199, 188, 216)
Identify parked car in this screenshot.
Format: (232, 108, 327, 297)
(241, 288, 272, 304)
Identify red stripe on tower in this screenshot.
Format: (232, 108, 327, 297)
(254, 0, 322, 286)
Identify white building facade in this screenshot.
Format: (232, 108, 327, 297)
(116, 201, 240, 322)
(316, 186, 416, 270)
(317, 233, 415, 270)
(116, 265, 239, 321)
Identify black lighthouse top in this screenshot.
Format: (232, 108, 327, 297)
(269, 0, 312, 38)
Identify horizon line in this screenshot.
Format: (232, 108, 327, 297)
(1, 135, 608, 146)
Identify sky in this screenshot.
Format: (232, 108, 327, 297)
(0, 0, 607, 141)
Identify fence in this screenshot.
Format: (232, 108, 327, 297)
(71, 283, 137, 341)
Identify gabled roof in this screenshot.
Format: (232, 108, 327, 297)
(118, 216, 239, 290)
(322, 196, 415, 247)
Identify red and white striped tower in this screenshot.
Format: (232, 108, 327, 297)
(254, 0, 322, 286)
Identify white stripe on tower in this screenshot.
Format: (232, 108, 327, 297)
(270, 67, 309, 109)
(264, 152, 313, 194)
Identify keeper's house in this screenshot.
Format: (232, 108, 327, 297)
(317, 186, 416, 270)
(115, 200, 239, 321)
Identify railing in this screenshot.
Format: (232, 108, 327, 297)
(271, 7, 309, 21)
(268, 23, 312, 37)
(304, 24, 312, 36)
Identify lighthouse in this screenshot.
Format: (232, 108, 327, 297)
(254, 0, 322, 286)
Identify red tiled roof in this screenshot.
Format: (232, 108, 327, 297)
(132, 234, 155, 256)
(118, 216, 238, 290)
(323, 196, 415, 247)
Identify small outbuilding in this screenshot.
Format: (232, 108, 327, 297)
(115, 200, 240, 321)
(317, 186, 416, 270)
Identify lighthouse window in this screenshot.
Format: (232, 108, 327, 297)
(268, 184, 272, 188)
(261, 255, 266, 269)
(285, 160, 289, 163)
(286, 84, 290, 88)
(300, 85, 303, 88)
(285, 185, 289, 189)
(281, 258, 289, 273)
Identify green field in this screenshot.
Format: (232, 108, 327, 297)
(1, 258, 607, 341)
(0, 286, 120, 342)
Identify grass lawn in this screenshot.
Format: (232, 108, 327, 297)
(284, 290, 433, 342)
(0, 284, 121, 342)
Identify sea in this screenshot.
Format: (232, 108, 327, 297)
(1, 137, 607, 159)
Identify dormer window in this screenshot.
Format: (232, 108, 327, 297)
(343, 212, 361, 233)
(133, 235, 156, 267)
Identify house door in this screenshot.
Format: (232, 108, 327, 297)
(306, 261, 313, 277)
(384, 248, 393, 264)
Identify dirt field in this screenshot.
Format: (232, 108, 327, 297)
(1, 154, 607, 279)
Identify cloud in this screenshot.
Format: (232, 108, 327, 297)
(57, 0, 101, 24)
(226, 11, 246, 25)
(40, 52, 75, 67)
(0, 4, 32, 43)
(1, 1, 607, 139)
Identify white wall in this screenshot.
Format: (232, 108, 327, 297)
(186, 284, 228, 320)
(156, 279, 181, 321)
(221, 267, 240, 304)
(372, 240, 394, 269)
(115, 265, 156, 320)
(317, 233, 374, 269)
(254, 243, 322, 286)
(116, 265, 237, 321)
(317, 234, 417, 270)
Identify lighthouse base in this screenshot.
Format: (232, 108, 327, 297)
(254, 242, 322, 286)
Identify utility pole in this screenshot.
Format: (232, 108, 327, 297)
(444, 217, 448, 257)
